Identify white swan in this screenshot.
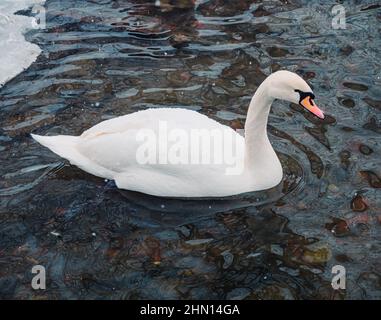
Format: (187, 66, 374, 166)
(31, 70, 324, 198)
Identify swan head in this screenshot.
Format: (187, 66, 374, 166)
(267, 70, 324, 119)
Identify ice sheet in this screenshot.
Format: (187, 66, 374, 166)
(0, 0, 46, 88)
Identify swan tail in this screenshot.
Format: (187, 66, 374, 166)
(31, 134, 81, 162)
(31, 133, 116, 180)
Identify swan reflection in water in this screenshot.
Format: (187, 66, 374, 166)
(103, 153, 304, 227)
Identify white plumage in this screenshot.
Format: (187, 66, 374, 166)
(32, 71, 323, 198)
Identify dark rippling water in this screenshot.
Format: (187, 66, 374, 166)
(0, 0, 380, 299)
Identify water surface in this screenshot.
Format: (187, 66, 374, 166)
(0, 0, 380, 299)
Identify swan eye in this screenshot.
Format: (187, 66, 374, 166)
(294, 89, 315, 104)
(295, 89, 324, 119)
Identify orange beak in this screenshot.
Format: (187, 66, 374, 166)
(300, 96, 324, 119)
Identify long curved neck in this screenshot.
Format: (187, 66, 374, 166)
(244, 80, 274, 169)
